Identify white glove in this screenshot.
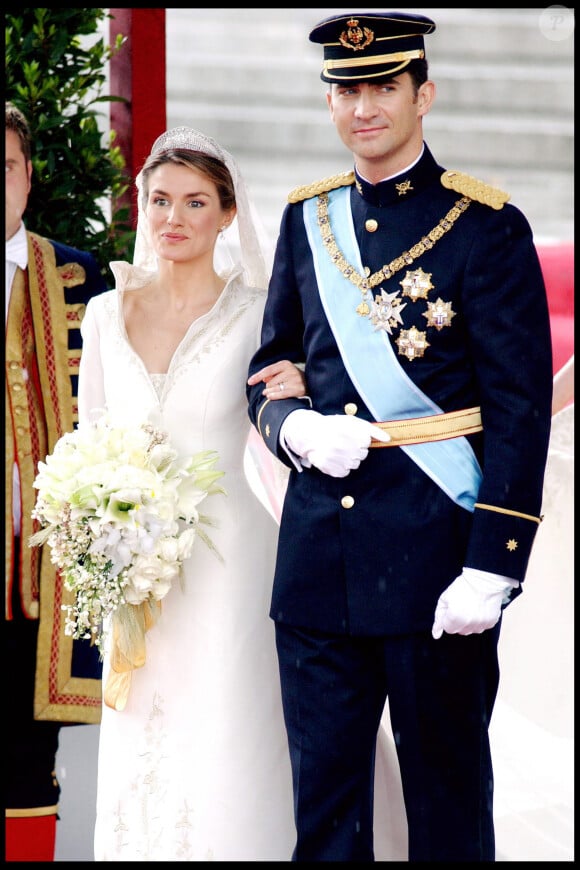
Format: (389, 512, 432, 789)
(431, 567, 520, 639)
(280, 409, 391, 478)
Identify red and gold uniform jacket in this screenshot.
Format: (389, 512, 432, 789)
(6, 231, 107, 723)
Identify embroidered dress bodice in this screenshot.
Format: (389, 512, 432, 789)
(149, 373, 166, 400)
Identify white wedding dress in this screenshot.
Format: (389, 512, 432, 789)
(78, 262, 295, 861)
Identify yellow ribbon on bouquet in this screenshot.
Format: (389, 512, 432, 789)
(104, 598, 161, 711)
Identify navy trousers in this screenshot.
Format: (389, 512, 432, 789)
(275, 622, 500, 862)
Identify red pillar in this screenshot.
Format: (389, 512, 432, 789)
(109, 9, 167, 225)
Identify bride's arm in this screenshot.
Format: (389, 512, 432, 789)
(247, 359, 307, 400)
(78, 298, 106, 426)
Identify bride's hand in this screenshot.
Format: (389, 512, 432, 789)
(248, 360, 307, 400)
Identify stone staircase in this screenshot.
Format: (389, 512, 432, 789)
(165, 8, 574, 243)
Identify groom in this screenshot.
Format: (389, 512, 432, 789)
(247, 10, 552, 861)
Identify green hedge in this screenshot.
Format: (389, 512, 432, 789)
(6, 9, 136, 283)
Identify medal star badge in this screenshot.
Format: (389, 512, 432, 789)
(400, 267, 434, 301)
(369, 288, 407, 334)
(396, 326, 430, 360)
(422, 298, 456, 331)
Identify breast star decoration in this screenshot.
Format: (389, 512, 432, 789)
(400, 267, 434, 301)
(422, 298, 456, 331)
(396, 326, 431, 360)
(369, 288, 407, 334)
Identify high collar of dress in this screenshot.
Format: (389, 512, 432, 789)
(353, 144, 442, 207)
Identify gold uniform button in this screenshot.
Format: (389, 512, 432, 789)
(344, 403, 358, 415)
(341, 495, 355, 509)
(365, 218, 378, 232)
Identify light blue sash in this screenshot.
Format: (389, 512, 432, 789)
(303, 187, 482, 511)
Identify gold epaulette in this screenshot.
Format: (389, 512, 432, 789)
(288, 170, 355, 204)
(441, 170, 510, 210)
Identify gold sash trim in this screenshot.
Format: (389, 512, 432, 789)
(370, 406, 482, 447)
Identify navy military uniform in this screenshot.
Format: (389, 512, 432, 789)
(247, 11, 552, 863)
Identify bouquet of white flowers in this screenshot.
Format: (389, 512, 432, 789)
(30, 414, 225, 710)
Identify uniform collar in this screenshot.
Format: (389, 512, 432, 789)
(6, 223, 28, 270)
(353, 143, 443, 207)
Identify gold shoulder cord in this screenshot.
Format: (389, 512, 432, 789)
(441, 170, 510, 210)
(288, 171, 355, 204)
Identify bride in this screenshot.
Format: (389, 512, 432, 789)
(78, 127, 304, 860)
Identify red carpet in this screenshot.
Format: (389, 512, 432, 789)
(536, 242, 574, 373)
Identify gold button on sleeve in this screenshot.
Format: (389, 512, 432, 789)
(344, 403, 358, 415)
(341, 495, 355, 509)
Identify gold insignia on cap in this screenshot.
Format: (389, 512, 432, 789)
(339, 19, 374, 51)
(422, 298, 456, 331)
(365, 219, 378, 233)
(400, 268, 433, 302)
(396, 180, 413, 196)
(441, 170, 510, 210)
(396, 326, 430, 361)
(506, 538, 518, 551)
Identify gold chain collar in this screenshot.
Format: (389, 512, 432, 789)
(316, 192, 472, 298)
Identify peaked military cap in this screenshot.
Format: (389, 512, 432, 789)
(309, 11, 436, 83)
